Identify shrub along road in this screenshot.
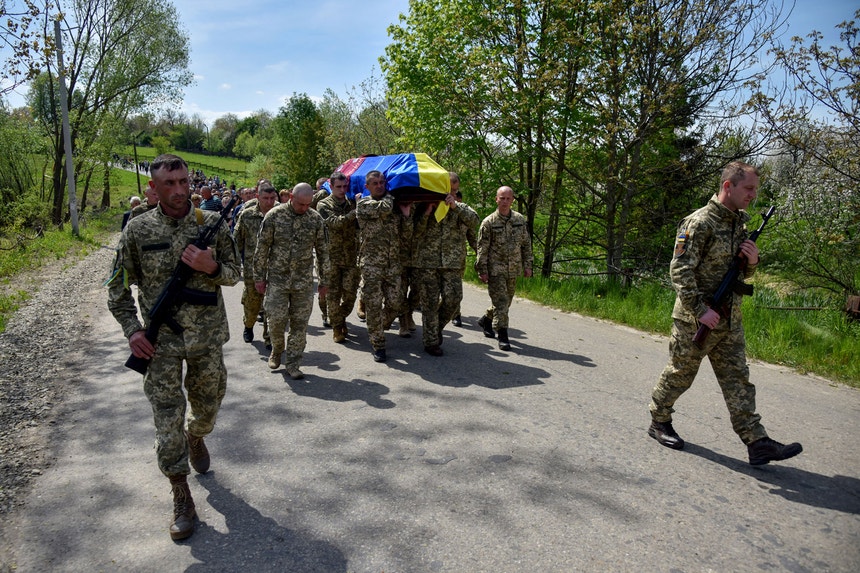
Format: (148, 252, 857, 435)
(2, 241, 858, 572)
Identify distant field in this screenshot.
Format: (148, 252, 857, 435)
(121, 147, 252, 186)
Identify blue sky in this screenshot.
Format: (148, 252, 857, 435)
(1, 0, 856, 125)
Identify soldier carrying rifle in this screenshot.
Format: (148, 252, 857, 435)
(647, 161, 803, 466)
(107, 154, 241, 540)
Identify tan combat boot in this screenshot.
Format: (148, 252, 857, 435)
(185, 430, 210, 474)
(268, 347, 283, 369)
(168, 475, 196, 540)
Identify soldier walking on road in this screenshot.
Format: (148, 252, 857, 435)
(448, 172, 478, 327)
(475, 185, 533, 351)
(233, 182, 278, 347)
(412, 190, 479, 355)
(648, 161, 803, 466)
(317, 172, 360, 343)
(254, 183, 331, 379)
(356, 170, 412, 363)
(107, 154, 241, 541)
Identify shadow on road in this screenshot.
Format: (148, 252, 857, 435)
(684, 443, 860, 515)
(186, 473, 347, 572)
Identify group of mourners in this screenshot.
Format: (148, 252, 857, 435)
(106, 154, 802, 542)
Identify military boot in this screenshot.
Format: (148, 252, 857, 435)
(333, 324, 346, 343)
(406, 312, 416, 332)
(497, 327, 511, 351)
(398, 314, 412, 338)
(478, 315, 495, 339)
(268, 347, 283, 369)
(357, 299, 366, 321)
(648, 420, 685, 450)
(242, 327, 253, 343)
(747, 437, 803, 466)
(168, 475, 196, 541)
(185, 430, 210, 474)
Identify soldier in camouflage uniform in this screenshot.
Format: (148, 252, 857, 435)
(311, 176, 332, 327)
(233, 182, 278, 346)
(475, 186, 533, 351)
(412, 191, 480, 355)
(317, 172, 360, 343)
(356, 170, 412, 363)
(128, 186, 158, 220)
(648, 161, 803, 466)
(107, 154, 241, 541)
(254, 183, 330, 380)
(448, 172, 478, 327)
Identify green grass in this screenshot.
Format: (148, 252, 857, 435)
(464, 263, 859, 388)
(124, 146, 252, 186)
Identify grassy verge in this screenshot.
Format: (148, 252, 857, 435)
(464, 264, 859, 388)
(124, 146, 252, 186)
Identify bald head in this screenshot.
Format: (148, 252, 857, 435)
(496, 186, 514, 215)
(290, 182, 314, 214)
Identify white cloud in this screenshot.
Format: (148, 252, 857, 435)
(219, 83, 232, 90)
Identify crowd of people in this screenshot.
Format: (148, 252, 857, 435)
(107, 153, 802, 542)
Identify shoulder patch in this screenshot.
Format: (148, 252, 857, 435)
(673, 230, 688, 258)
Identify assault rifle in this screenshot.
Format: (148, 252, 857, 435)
(693, 205, 776, 349)
(125, 196, 238, 374)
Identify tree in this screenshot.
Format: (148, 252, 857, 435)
(383, 0, 785, 280)
(751, 10, 860, 296)
(28, 0, 192, 224)
(0, 0, 52, 95)
(273, 93, 326, 185)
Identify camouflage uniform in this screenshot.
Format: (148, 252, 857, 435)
(356, 194, 407, 351)
(107, 202, 241, 477)
(413, 202, 480, 348)
(649, 195, 767, 445)
(475, 209, 532, 329)
(233, 199, 268, 343)
(129, 202, 156, 220)
(317, 194, 360, 333)
(254, 202, 330, 369)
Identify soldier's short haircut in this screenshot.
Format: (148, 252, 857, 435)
(721, 161, 759, 187)
(292, 182, 314, 197)
(330, 171, 347, 182)
(449, 171, 460, 183)
(150, 154, 187, 175)
(365, 170, 384, 183)
(258, 182, 277, 195)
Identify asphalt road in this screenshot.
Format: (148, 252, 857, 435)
(3, 257, 859, 572)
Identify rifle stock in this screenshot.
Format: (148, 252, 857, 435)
(124, 197, 238, 374)
(693, 206, 775, 349)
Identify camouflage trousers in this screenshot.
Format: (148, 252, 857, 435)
(264, 287, 314, 366)
(414, 267, 462, 347)
(143, 348, 227, 477)
(483, 273, 518, 329)
(327, 265, 360, 329)
(649, 319, 767, 444)
(361, 267, 401, 350)
(241, 279, 269, 340)
(396, 267, 418, 316)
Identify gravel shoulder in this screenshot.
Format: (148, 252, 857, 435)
(0, 239, 117, 567)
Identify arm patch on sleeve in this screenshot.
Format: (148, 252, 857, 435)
(673, 230, 688, 258)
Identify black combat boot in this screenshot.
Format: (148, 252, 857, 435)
(186, 430, 210, 474)
(497, 328, 511, 351)
(243, 327, 253, 343)
(648, 420, 685, 450)
(478, 315, 495, 338)
(168, 475, 196, 541)
(747, 437, 803, 466)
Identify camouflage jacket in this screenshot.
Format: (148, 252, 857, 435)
(106, 202, 241, 351)
(356, 194, 406, 277)
(317, 194, 358, 269)
(129, 202, 156, 220)
(232, 201, 265, 277)
(670, 194, 756, 329)
(412, 201, 480, 270)
(476, 209, 532, 277)
(253, 202, 331, 291)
